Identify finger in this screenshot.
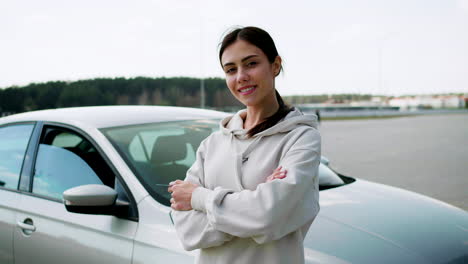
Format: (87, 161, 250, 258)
(275, 171, 286, 178)
(271, 167, 280, 174)
(169, 180, 181, 186)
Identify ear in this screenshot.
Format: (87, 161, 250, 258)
(273, 56, 282, 76)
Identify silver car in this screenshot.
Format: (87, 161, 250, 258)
(0, 106, 467, 264)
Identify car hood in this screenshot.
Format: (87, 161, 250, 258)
(304, 179, 468, 264)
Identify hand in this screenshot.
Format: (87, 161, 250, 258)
(168, 180, 199, 211)
(265, 166, 287, 183)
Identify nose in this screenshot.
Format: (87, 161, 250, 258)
(236, 67, 249, 83)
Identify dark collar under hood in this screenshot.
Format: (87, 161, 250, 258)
(220, 108, 319, 138)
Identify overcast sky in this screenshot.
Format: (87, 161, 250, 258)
(1, 0, 467, 96)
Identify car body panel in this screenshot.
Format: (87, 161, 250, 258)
(14, 194, 137, 264)
(0, 190, 19, 264)
(307, 179, 468, 263)
(305, 214, 427, 263)
(132, 196, 194, 264)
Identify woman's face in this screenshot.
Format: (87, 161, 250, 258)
(221, 39, 281, 108)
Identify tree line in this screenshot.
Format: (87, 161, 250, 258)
(0, 77, 242, 114)
(0, 76, 380, 115)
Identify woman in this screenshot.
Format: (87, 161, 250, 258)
(168, 26, 321, 264)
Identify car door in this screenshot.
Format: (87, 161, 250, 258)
(0, 123, 35, 264)
(13, 124, 138, 264)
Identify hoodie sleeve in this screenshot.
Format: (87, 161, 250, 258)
(172, 138, 234, 251)
(191, 128, 321, 244)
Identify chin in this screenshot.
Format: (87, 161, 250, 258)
(233, 96, 255, 108)
(241, 100, 260, 108)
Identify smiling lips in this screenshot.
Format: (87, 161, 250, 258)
(238, 85, 256, 95)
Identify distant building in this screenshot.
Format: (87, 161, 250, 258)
(350, 97, 389, 107)
(389, 95, 465, 110)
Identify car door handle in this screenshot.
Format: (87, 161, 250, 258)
(17, 219, 36, 232)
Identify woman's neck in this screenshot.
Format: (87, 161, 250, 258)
(243, 101, 279, 130)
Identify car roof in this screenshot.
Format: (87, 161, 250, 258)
(0, 106, 230, 129)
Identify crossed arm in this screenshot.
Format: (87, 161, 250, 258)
(168, 166, 289, 251)
(168, 130, 320, 250)
(168, 166, 286, 211)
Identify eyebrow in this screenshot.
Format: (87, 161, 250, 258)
(223, 55, 259, 68)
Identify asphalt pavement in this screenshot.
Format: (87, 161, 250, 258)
(319, 113, 468, 211)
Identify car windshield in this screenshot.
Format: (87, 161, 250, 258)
(102, 119, 219, 205)
(102, 119, 345, 206)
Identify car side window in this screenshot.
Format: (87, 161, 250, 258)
(0, 124, 34, 189)
(32, 127, 115, 200)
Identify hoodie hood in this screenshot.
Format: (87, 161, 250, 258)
(220, 108, 318, 138)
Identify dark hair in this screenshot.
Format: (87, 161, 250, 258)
(219, 26, 292, 137)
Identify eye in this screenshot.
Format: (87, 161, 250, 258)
(247, 61, 257, 67)
(225, 67, 236, 74)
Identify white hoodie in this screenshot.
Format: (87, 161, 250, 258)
(173, 108, 321, 264)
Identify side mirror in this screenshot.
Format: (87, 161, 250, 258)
(320, 156, 330, 166)
(63, 184, 119, 215)
(318, 163, 344, 187)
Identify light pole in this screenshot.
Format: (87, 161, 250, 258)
(200, 78, 205, 109)
(199, 13, 205, 109)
